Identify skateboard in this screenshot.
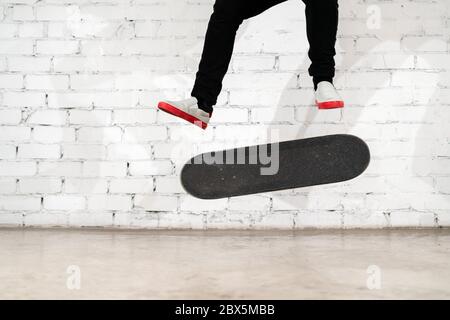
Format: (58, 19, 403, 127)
(181, 134, 370, 199)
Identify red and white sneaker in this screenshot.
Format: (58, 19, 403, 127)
(158, 97, 212, 130)
(315, 81, 344, 109)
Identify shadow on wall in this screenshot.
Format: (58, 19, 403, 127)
(268, 0, 449, 224)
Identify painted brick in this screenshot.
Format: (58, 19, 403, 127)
(0, 0, 448, 229)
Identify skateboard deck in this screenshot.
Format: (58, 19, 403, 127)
(181, 134, 370, 199)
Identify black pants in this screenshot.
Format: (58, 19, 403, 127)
(191, 0, 339, 108)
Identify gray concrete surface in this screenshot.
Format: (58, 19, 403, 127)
(0, 228, 449, 299)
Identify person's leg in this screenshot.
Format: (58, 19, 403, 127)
(302, 0, 339, 90)
(191, 0, 287, 112)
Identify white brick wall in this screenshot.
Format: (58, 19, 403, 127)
(0, 0, 449, 229)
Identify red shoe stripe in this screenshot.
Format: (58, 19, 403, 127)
(158, 101, 208, 129)
(316, 100, 345, 109)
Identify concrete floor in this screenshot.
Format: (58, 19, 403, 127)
(0, 228, 449, 299)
